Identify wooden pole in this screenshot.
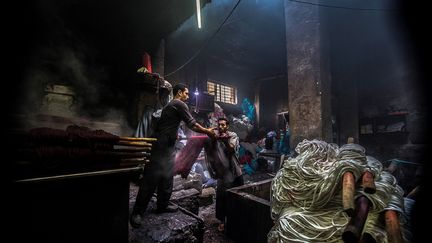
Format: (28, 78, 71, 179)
(119, 136, 157, 142)
(342, 171, 356, 216)
(121, 158, 150, 165)
(342, 137, 356, 216)
(384, 210, 404, 243)
(361, 171, 376, 194)
(406, 185, 419, 199)
(114, 146, 151, 151)
(342, 196, 371, 243)
(117, 141, 153, 147)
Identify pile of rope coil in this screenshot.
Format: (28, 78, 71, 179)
(268, 139, 410, 243)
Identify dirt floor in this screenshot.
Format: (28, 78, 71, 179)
(129, 182, 238, 242)
(128, 172, 274, 242)
(198, 203, 237, 243)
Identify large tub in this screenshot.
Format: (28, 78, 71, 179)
(225, 178, 273, 243)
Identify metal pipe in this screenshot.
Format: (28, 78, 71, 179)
(15, 166, 143, 183)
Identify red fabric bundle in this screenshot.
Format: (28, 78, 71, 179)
(174, 136, 208, 178)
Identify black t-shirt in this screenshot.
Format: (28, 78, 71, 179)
(154, 99, 197, 145)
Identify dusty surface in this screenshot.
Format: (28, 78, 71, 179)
(128, 171, 274, 243)
(199, 203, 237, 243)
(129, 182, 237, 242)
(129, 185, 203, 243)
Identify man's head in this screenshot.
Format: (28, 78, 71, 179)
(217, 117, 229, 133)
(173, 83, 189, 102)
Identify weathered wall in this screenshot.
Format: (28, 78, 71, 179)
(256, 76, 288, 130)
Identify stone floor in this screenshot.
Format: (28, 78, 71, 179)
(128, 183, 237, 243)
(199, 203, 236, 243)
(128, 171, 276, 242)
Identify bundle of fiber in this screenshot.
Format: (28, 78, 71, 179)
(174, 136, 208, 178)
(268, 139, 410, 243)
(27, 125, 120, 146)
(66, 125, 119, 144)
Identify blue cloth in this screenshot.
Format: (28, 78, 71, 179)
(242, 164, 255, 175)
(203, 178, 217, 188)
(241, 98, 256, 123)
(238, 146, 246, 158)
(192, 162, 208, 183)
(278, 129, 291, 155)
(256, 146, 263, 153)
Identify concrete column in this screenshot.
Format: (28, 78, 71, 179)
(284, 0, 332, 146)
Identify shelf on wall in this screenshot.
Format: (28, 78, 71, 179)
(359, 113, 408, 135)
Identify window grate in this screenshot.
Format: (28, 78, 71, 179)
(207, 81, 237, 104)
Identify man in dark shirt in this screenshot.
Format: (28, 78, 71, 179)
(130, 83, 215, 228)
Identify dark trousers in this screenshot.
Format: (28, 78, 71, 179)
(216, 175, 244, 222)
(132, 144, 175, 215)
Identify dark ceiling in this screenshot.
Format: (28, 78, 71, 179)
(165, 0, 287, 84)
(7, 0, 426, 119)
(6, 0, 211, 115)
(6, 0, 286, 116)
(11, 0, 210, 77)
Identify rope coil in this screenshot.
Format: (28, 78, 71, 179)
(269, 139, 410, 243)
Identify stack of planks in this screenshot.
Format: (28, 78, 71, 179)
(10, 125, 157, 179)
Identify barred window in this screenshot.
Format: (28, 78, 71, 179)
(207, 80, 237, 104)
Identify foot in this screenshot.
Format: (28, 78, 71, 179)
(129, 214, 143, 228)
(156, 204, 178, 214)
(218, 223, 225, 232)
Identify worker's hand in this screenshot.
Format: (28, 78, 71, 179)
(206, 128, 217, 139)
(217, 133, 230, 140)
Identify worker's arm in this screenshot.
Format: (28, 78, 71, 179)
(191, 123, 216, 139)
(176, 100, 216, 139)
(220, 131, 238, 154)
